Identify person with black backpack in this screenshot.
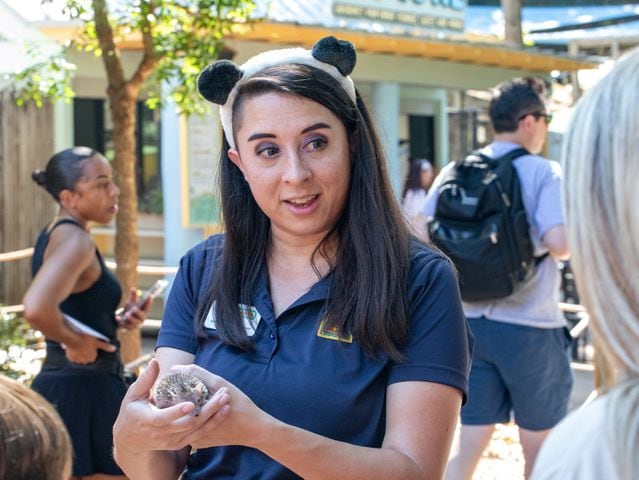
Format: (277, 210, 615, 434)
(418, 77, 572, 479)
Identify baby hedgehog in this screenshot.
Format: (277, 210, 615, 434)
(151, 371, 212, 416)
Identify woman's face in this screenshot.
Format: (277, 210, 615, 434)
(68, 156, 120, 224)
(228, 92, 351, 244)
(420, 167, 434, 190)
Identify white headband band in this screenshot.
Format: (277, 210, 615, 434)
(197, 36, 358, 150)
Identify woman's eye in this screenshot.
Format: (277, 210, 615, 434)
(257, 145, 279, 157)
(305, 137, 327, 151)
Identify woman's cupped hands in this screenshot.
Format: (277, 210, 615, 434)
(113, 359, 276, 453)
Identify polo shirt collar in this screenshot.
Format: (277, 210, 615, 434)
(252, 259, 333, 320)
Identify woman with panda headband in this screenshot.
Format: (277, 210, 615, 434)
(113, 36, 472, 479)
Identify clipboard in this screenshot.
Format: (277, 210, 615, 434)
(63, 314, 110, 342)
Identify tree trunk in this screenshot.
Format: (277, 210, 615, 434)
(501, 0, 523, 47)
(108, 86, 140, 366)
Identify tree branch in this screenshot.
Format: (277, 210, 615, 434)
(92, 0, 126, 90)
(129, 2, 159, 89)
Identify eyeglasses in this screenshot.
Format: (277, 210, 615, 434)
(518, 111, 553, 124)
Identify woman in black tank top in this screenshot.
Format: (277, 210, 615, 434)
(23, 147, 153, 479)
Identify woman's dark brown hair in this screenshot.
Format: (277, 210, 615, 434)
(197, 64, 411, 361)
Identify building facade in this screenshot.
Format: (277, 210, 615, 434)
(4, 0, 599, 270)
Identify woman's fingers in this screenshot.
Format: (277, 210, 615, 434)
(95, 338, 117, 353)
(124, 358, 160, 401)
(115, 361, 231, 453)
(128, 286, 138, 304)
(117, 304, 146, 329)
(181, 388, 232, 449)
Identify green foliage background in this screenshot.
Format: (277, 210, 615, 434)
(0, 310, 44, 384)
(14, 0, 257, 115)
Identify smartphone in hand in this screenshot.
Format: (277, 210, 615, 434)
(136, 279, 169, 308)
(116, 279, 169, 317)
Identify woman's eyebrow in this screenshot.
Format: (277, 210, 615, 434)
(80, 173, 108, 183)
(247, 122, 332, 142)
(247, 132, 276, 142)
(301, 122, 331, 134)
(84, 174, 110, 184)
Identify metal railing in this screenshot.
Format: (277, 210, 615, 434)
(1, 247, 176, 374)
(1, 246, 177, 315)
(0, 248, 34, 262)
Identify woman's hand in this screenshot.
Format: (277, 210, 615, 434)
(172, 364, 276, 451)
(63, 333, 116, 364)
(116, 287, 151, 330)
(113, 359, 232, 454)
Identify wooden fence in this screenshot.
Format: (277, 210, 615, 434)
(0, 90, 56, 305)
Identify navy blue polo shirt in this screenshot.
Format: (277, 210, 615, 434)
(157, 234, 472, 479)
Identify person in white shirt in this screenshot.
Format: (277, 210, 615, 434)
(401, 158, 433, 233)
(531, 46, 639, 480)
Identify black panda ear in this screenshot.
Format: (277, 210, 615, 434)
(311, 36, 357, 77)
(197, 60, 243, 105)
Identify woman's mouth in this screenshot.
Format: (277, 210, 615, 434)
(286, 195, 319, 212)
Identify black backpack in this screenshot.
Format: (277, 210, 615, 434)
(429, 148, 545, 302)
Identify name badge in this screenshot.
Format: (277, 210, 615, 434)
(204, 302, 261, 336)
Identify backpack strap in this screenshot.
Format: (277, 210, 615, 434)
(478, 147, 530, 165)
(486, 147, 548, 264)
(534, 252, 549, 264)
(460, 147, 529, 166)
(500, 147, 530, 162)
(501, 148, 550, 264)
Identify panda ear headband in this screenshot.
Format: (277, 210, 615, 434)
(197, 36, 357, 150)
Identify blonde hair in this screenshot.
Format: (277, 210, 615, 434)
(0, 375, 72, 480)
(562, 46, 639, 479)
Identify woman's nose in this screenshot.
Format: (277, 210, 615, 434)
(282, 151, 311, 183)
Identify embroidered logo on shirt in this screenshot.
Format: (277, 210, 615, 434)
(204, 302, 261, 336)
(316, 318, 353, 343)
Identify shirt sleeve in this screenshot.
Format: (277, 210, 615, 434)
(156, 238, 221, 354)
(388, 248, 473, 402)
(533, 160, 565, 238)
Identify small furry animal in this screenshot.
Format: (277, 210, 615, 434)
(151, 371, 211, 416)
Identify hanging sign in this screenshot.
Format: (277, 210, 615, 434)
(333, 0, 466, 32)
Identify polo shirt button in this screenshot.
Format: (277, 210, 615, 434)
(269, 332, 275, 340)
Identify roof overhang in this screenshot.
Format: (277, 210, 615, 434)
(229, 22, 598, 73)
(37, 19, 599, 73)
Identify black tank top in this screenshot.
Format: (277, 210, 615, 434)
(31, 219, 123, 359)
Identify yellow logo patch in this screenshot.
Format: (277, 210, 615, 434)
(316, 318, 353, 343)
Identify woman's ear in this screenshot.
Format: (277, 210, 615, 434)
(227, 148, 244, 174)
(58, 189, 75, 208)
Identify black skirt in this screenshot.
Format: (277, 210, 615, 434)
(32, 363, 127, 476)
